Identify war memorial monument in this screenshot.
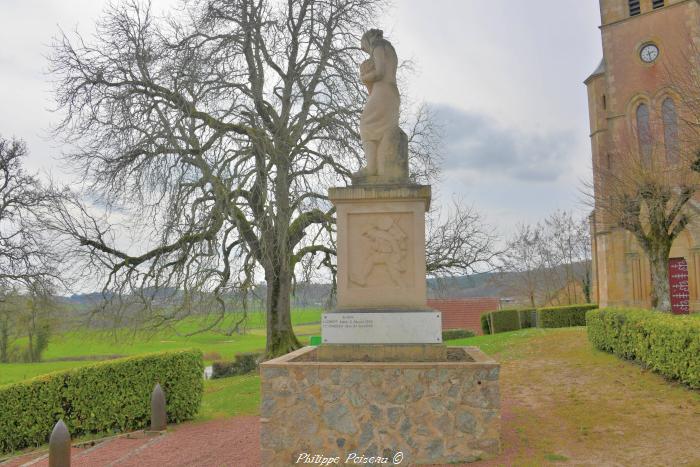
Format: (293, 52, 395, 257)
(260, 29, 501, 465)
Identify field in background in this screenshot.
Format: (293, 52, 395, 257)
(0, 308, 322, 386)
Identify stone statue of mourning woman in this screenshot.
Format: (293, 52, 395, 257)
(352, 29, 409, 185)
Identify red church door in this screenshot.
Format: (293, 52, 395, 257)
(669, 257, 690, 315)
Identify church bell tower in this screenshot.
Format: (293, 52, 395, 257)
(586, 0, 700, 312)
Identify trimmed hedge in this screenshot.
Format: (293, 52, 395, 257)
(488, 309, 522, 333)
(480, 313, 491, 335)
(538, 304, 598, 328)
(518, 309, 537, 328)
(480, 308, 534, 334)
(480, 305, 598, 334)
(442, 329, 476, 340)
(0, 349, 203, 453)
(212, 352, 260, 379)
(587, 308, 700, 388)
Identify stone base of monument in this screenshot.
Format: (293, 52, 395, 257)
(315, 343, 446, 362)
(259, 345, 500, 466)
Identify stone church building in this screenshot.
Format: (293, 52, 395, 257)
(587, 0, 700, 313)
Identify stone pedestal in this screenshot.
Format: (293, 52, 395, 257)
(329, 185, 430, 310)
(315, 343, 447, 362)
(260, 346, 501, 466)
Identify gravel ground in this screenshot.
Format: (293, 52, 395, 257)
(1, 410, 518, 467)
(2, 416, 260, 467)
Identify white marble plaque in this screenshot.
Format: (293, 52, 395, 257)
(322, 312, 442, 344)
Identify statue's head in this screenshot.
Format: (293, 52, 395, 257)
(361, 29, 384, 53)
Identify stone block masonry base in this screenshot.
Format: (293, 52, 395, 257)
(259, 346, 500, 466)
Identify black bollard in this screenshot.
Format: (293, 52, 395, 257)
(49, 419, 71, 467)
(150, 383, 167, 431)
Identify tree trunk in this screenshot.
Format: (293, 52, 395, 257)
(264, 265, 301, 359)
(582, 268, 591, 304)
(648, 248, 671, 312)
(27, 329, 34, 363)
(0, 317, 9, 363)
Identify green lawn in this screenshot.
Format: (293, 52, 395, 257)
(447, 327, 549, 355)
(1, 309, 322, 387)
(168, 307, 323, 333)
(0, 361, 97, 386)
(41, 322, 321, 363)
(41, 331, 266, 361)
(198, 374, 260, 421)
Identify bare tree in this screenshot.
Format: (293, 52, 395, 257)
(589, 126, 700, 311)
(500, 223, 547, 308)
(48, 0, 474, 358)
(0, 137, 61, 289)
(426, 199, 501, 278)
(543, 210, 591, 305)
(0, 137, 62, 362)
(0, 280, 57, 363)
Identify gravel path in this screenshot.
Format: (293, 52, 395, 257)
(2, 416, 260, 467)
(0, 401, 522, 467)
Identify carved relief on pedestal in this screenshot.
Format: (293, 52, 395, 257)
(348, 212, 413, 289)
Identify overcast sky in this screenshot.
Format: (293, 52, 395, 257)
(0, 0, 602, 238)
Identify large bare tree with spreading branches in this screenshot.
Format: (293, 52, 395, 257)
(47, 0, 496, 357)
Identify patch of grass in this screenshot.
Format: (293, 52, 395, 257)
(197, 374, 260, 421)
(503, 328, 700, 464)
(39, 312, 321, 362)
(445, 327, 547, 356)
(544, 453, 569, 462)
(171, 307, 322, 334)
(40, 331, 268, 363)
(0, 361, 96, 386)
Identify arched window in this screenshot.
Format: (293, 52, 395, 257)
(662, 98, 679, 164)
(636, 103, 652, 166)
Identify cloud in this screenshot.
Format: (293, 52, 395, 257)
(433, 104, 575, 183)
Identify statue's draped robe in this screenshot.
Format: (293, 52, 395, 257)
(359, 41, 400, 143)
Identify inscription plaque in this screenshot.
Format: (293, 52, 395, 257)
(322, 312, 442, 344)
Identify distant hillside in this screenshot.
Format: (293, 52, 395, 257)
(61, 262, 590, 309)
(428, 261, 591, 305)
(62, 287, 181, 305)
(427, 272, 506, 298)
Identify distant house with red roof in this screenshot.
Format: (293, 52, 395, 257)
(428, 298, 501, 335)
